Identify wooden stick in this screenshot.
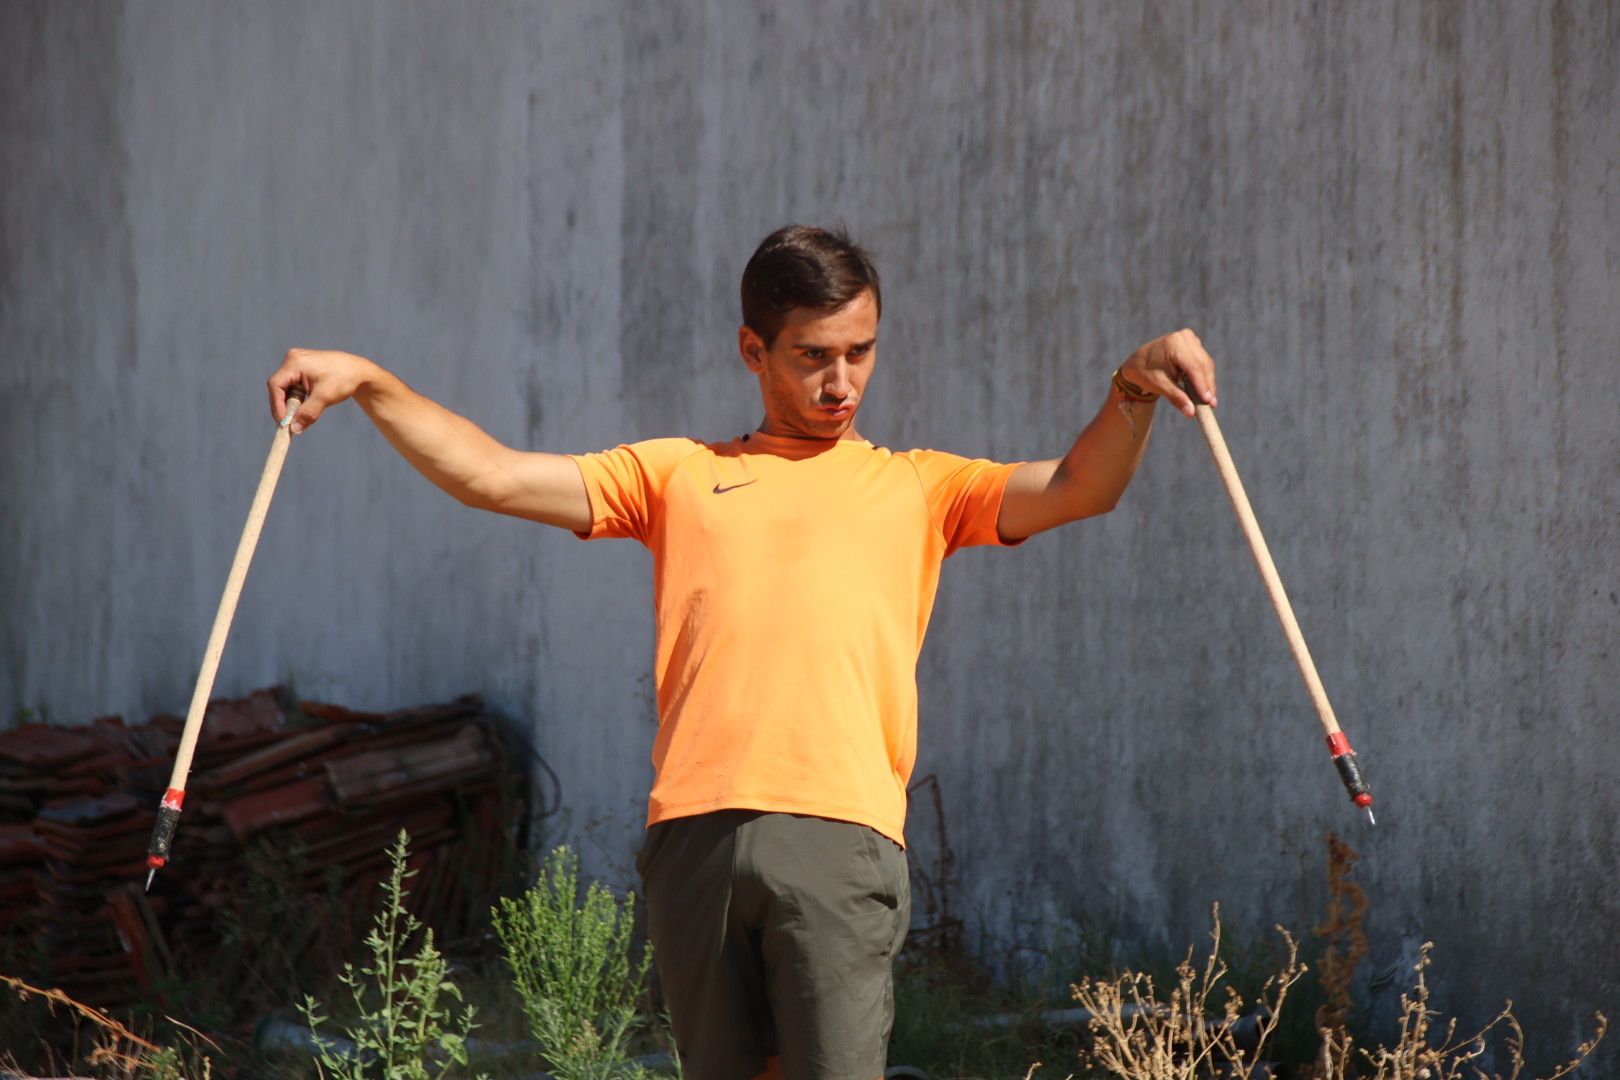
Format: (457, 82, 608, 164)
(1190, 402, 1342, 738)
(1190, 398, 1375, 820)
(147, 389, 302, 884)
(168, 399, 300, 783)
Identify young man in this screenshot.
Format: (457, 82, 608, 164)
(268, 225, 1217, 1080)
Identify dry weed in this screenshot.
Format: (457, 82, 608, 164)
(1, 973, 162, 1055)
(0, 973, 215, 1079)
(1313, 832, 1367, 1035)
(1070, 903, 1305, 1079)
(1314, 942, 1606, 1080)
(1064, 915, 1607, 1080)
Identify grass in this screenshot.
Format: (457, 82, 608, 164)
(888, 947, 1090, 1077)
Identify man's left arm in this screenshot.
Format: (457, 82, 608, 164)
(997, 328, 1218, 541)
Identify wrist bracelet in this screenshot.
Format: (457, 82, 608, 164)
(1112, 367, 1159, 403)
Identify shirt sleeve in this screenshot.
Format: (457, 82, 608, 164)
(902, 449, 1026, 556)
(568, 438, 701, 545)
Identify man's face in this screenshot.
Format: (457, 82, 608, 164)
(737, 288, 879, 441)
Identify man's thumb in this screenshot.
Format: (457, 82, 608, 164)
(288, 399, 325, 434)
(283, 386, 320, 434)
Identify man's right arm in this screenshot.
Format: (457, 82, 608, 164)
(267, 349, 593, 532)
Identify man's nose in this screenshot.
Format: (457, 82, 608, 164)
(824, 358, 853, 399)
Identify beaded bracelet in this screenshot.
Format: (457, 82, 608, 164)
(1112, 367, 1159, 403)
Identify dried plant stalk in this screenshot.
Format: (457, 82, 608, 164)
(1315, 943, 1607, 1080)
(1070, 903, 1305, 1080)
(0, 973, 162, 1053)
(1314, 831, 1368, 1034)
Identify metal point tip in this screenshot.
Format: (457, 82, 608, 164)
(145, 868, 155, 892)
(1365, 806, 1377, 826)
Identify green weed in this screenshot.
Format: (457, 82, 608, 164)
(298, 829, 482, 1080)
(490, 845, 660, 1080)
(8, 702, 56, 729)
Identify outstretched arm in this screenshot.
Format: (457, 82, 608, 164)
(996, 329, 1217, 541)
(267, 349, 592, 532)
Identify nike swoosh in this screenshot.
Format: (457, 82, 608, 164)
(712, 479, 759, 494)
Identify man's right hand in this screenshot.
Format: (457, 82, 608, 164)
(267, 348, 377, 435)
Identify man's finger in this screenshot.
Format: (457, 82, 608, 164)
(267, 374, 300, 424)
(1180, 371, 1216, 409)
(1166, 383, 1198, 418)
(1186, 364, 1218, 409)
(266, 380, 282, 423)
(1173, 348, 1217, 411)
(287, 395, 324, 435)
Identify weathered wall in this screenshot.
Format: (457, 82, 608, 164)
(3, 1, 1616, 1067)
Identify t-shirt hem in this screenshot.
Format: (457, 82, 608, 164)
(565, 454, 606, 539)
(984, 462, 1029, 549)
(649, 795, 907, 848)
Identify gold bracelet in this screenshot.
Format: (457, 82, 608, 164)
(1112, 367, 1159, 403)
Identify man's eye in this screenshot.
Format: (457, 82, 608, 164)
(804, 350, 824, 361)
(850, 345, 871, 358)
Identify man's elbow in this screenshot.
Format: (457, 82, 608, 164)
(1000, 494, 1115, 541)
(452, 473, 510, 513)
(1070, 492, 1121, 523)
(1042, 466, 1125, 522)
(1061, 477, 1124, 522)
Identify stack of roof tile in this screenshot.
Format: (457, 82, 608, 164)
(0, 689, 526, 1013)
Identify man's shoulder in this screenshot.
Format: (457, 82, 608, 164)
(592, 436, 727, 463)
(626, 435, 711, 454)
(891, 446, 977, 468)
(891, 446, 1020, 491)
(632, 434, 752, 451)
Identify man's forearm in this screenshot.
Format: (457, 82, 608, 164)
(996, 330, 1218, 540)
(998, 383, 1157, 539)
(352, 364, 522, 509)
(1050, 382, 1158, 511)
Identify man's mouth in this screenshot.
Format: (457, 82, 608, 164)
(818, 402, 855, 418)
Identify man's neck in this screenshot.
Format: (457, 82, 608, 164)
(755, 420, 865, 443)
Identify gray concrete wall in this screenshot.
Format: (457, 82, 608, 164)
(3, 1, 1615, 1068)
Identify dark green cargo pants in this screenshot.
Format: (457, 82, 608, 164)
(637, 810, 911, 1080)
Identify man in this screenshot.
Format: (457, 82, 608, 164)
(268, 225, 1217, 1080)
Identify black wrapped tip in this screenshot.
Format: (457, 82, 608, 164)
(146, 802, 181, 868)
(1332, 751, 1372, 804)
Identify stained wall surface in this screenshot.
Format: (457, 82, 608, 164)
(3, 2, 1616, 1067)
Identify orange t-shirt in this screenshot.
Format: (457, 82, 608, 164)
(570, 431, 1021, 846)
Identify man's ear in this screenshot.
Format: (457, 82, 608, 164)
(737, 325, 767, 373)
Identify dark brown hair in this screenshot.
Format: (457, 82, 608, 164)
(740, 225, 882, 346)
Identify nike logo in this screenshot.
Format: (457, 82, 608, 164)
(712, 480, 758, 494)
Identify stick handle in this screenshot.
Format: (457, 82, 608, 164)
(1190, 402, 1343, 739)
(163, 390, 303, 792)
